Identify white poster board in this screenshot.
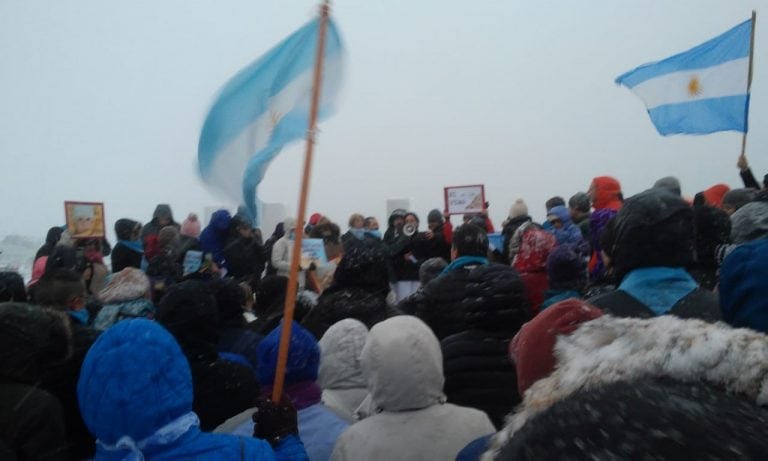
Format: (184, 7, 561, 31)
(444, 185, 485, 215)
(301, 238, 328, 268)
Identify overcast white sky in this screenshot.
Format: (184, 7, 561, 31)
(1, 0, 765, 243)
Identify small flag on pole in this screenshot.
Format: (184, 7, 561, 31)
(616, 18, 753, 136)
(198, 18, 345, 224)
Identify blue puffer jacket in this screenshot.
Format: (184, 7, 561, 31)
(546, 206, 585, 247)
(77, 319, 306, 460)
(720, 239, 768, 333)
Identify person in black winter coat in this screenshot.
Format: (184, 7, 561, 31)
(247, 275, 314, 336)
(210, 279, 263, 371)
(0, 303, 71, 461)
(111, 218, 144, 273)
(400, 224, 530, 341)
(588, 189, 721, 322)
(223, 215, 266, 283)
(140, 203, 180, 243)
(262, 222, 285, 277)
(156, 281, 259, 430)
(384, 211, 426, 301)
(35, 269, 100, 459)
(35, 226, 64, 260)
(301, 245, 395, 340)
(500, 200, 532, 264)
(688, 204, 731, 290)
(400, 224, 530, 428)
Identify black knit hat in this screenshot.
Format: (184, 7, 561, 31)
(606, 189, 694, 279)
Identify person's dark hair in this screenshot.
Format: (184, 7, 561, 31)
(33, 268, 86, 308)
(568, 193, 591, 213)
(545, 196, 566, 211)
(0, 272, 26, 302)
(452, 224, 489, 257)
(404, 212, 420, 223)
(363, 217, 377, 229)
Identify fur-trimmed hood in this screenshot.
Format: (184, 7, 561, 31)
(483, 315, 768, 459)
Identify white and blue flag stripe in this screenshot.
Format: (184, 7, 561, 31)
(616, 18, 752, 136)
(198, 18, 344, 224)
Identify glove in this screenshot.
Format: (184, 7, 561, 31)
(252, 395, 298, 447)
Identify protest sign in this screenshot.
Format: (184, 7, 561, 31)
(65, 201, 106, 238)
(301, 238, 328, 268)
(444, 185, 485, 215)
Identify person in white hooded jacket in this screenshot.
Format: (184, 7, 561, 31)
(318, 319, 369, 422)
(271, 217, 297, 277)
(331, 316, 495, 461)
(271, 217, 305, 288)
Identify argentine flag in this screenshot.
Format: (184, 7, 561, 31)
(198, 18, 344, 224)
(616, 18, 752, 136)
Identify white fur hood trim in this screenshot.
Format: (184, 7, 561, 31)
(482, 315, 768, 460)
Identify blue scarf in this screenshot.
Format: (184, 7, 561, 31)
(68, 309, 90, 325)
(441, 256, 489, 275)
(118, 239, 144, 254)
(619, 267, 698, 315)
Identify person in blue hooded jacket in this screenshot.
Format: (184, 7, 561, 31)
(720, 239, 768, 333)
(77, 319, 307, 460)
(545, 205, 585, 248)
(200, 209, 232, 269)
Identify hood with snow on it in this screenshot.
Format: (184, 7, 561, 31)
(318, 319, 368, 390)
(484, 314, 768, 459)
(361, 316, 445, 412)
(77, 319, 193, 447)
(98, 267, 150, 304)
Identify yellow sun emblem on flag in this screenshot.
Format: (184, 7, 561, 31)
(687, 77, 702, 97)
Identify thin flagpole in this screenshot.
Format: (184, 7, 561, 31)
(741, 10, 756, 157)
(271, 0, 331, 403)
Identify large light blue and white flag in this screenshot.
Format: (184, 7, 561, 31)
(198, 18, 344, 224)
(616, 18, 752, 136)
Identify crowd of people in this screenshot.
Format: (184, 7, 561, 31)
(3, 153, 768, 459)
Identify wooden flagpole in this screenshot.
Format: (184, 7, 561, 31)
(271, 0, 331, 403)
(740, 10, 756, 157)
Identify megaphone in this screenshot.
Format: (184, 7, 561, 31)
(403, 223, 417, 237)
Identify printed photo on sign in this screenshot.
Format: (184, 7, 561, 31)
(65, 201, 106, 238)
(444, 185, 485, 215)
